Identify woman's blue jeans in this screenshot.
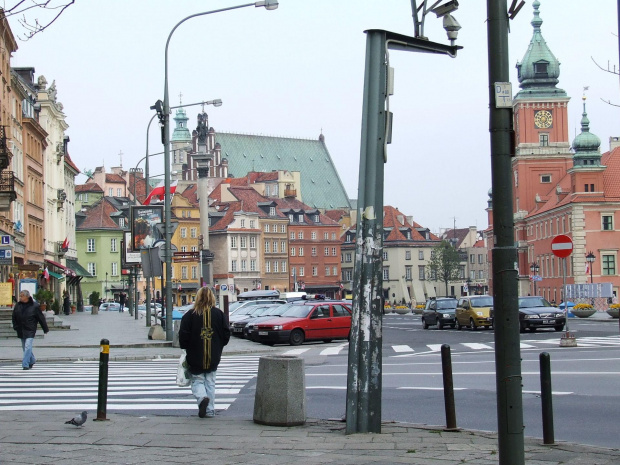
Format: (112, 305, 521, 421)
(190, 371, 217, 417)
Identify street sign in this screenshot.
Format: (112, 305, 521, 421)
(551, 234, 573, 258)
(1, 235, 10, 245)
(0, 247, 12, 265)
(532, 275, 542, 282)
(220, 284, 228, 291)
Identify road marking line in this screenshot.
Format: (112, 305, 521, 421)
(320, 344, 347, 356)
(392, 345, 414, 353)
(427, 344, 443, 352)
(461, 343, 493, 350)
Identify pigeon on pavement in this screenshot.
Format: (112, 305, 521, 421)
(65, 411, 87, 427)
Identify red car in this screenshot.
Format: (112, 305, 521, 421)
(254, 300, 352, 346)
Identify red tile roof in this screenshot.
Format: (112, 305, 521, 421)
(64, 152, 80, 173)
(76, 198, 122, 230)
(106, 173, 125, 184)
(76, 182, 103, 193)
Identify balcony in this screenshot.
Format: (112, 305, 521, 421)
(0, 171, 16, 211)
(0, 126, 12, 170)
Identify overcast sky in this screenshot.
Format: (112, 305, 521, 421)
(7, 0, 619, 233)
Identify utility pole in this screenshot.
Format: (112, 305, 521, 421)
(346, 2, 461, 435)
(486, 1, 524, 463)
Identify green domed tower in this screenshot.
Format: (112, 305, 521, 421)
(572, 97, 602, 168)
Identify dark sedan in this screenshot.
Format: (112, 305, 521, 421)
(422, 297, 458, 329)
(230, 304, 281, 337)
(519, 296, 566, 332)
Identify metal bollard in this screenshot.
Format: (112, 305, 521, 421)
(441, 344, 458, 431)
(539, 352, 554, 444)
(94, 338, 110, 421)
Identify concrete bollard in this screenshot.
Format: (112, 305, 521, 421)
(172, 320, 180, 348)
(148, 324, 165, 340)
(253, 355, 306, 426)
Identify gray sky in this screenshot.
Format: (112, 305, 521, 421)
(7, 0, 619, 233)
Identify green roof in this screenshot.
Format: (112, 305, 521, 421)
(214, 132, 351, 210)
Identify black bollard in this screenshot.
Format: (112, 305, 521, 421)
(539, 352, 554, 444)
(441, 344, 458, 431)
(95, 338, 110, 421)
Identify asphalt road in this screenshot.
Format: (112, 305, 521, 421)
(228, 315, 620, 448)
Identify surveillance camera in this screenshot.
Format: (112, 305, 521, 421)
(432, 0, 459, 18)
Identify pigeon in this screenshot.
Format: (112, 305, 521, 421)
(65, 411, 87, 427)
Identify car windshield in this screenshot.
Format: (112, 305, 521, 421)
(519, 297, 551, 308)
(228, 301, 245, 314)
(470, 297, 493, 307)
(264, 302, 297, 316)
(281, 305, 313, 318)
(436, 299, 457, 309)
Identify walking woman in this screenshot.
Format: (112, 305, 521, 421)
(178, 287, 230, 418)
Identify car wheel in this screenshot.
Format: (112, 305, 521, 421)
(554, 325, 564, 332)
(422, 318, 429, 329)
(469, 318, 477, 331)
(289, 329, 305, 346)
(456, 319, 462, 330)
(438, 320, 444, 330)
(323, 339, 333, 343)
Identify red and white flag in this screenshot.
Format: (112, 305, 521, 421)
(43, 267, 49, 280)
(144, 181, 177, 205)
(61, 237, 69, 250)
(585, 261, 591, 275)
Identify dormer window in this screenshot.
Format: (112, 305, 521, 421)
(269, 207, 276, 216)
(298, 214, 304, 223)
(534, 61, 548, 76)
(289, 214, 294, 223)
(314, 214, 320, 222)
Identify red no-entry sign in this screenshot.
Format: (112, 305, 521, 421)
(551, 235, 573, 258)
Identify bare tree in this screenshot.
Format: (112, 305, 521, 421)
(2, 0, 75, 40)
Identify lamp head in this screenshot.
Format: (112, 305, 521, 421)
(255, 0, 278, 10)
(212, 99, 223, 107)
(150, 99, 164, 114)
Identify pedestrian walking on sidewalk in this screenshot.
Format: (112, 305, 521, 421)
(119, 292, 126, 312)
(178, 287, 230, 418)
(63, 291, 71, 316)
(12, 290, 49, 370)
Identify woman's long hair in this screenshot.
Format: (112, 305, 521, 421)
(193, 287, 215, 315)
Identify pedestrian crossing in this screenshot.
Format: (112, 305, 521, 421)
(0, 355, 260, 412)
(281, 335, 620, 357)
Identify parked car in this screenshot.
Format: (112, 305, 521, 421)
(228, 299, 286, 316)
(422, 297, 458, 329)
(518, 296, 566, 332)
(99, 302, 127, 312)
(173, 303, 194, 320)
(230, 304, 281, 337)
(254, 300, 352, 346)
(455, 295, 494, 330)
(244, 302, 298, 341)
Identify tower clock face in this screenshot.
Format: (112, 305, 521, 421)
(534, 110, 553, 129)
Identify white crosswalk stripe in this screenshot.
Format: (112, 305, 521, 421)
(461, 343, 493, 350)
(533, 335, 620, 347)
(0, 356, 260, 412)
(392, 345, 415, 353)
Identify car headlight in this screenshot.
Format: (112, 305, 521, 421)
(476, 312, 483, 316)
(555, 313, 564, 318)
(523, 314, 535, 319)
(247, 325, 254, 330)
(273, 325, 283, 330)
(442, 313, 451, 318)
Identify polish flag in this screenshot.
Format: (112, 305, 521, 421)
(43, 268, 50, 280)
(61, 237, 69, 250)
(144, 181, 177, 205)
(585, 261, 591, 275)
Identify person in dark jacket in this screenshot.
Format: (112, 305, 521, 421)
(63, 291, 71, 315)
(179, 287, 230, 418)
(12, 289, 49, 370)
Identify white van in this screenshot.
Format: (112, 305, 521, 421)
(279, 291, 307, 301)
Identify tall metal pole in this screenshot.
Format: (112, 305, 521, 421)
(346, 29, 386, 435)
(161, 2, 276, 341)
(486, 1, 524, 463)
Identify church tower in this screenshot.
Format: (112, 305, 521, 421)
(568, 97, 603, 195)
(171, 104, 192, 182)
(512, 0, 573, 217)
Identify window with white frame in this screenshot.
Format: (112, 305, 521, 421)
(311, 247, 317, 256)
(231, 260, 237, 272)
(264, 241, 270, 253)
(181, 246, 187, 253)
(119, 218, 125, 228)
(311, 231, 317, 240)
(291, 247, 296, 256)
(190, 228, 197, 238)
(264, 224, 270, 233)
(281, 261, 287, 272)
(298, 231, 303, 239)
(314, 214, 320, 222)
(191, 246, 197, 252)
(405, 250, 411, 260)
(192, 266, 197, 279)
(325, 266, 330, 276)
(298, 214, 304, 223)
(299, 267, 304, 277)
(250, 236, 256, 249)
(108, 188, 113, 196)
(602, 214, 614, 231)
(383, 267, 389, 280)
(344, 269, 352, 281)
(250, 260, 256, 271)
(419, 266, 425, 280)
(250, 220, 255, 229)
(273, 261, 279, 272)
(110, 238, 117, 252)
(240, 219, 245, 228)
(299, 247, 304, 256)
(182, 266, 188, 279)
(180, 228, 187, 238)
(332, 247, 337, 256)
(270, 207, 276, 216)
(478, 270, 484, 280)
(290, 232, 295, 240)
(117, 188, 122, 196)
(240, 236, 247, 248)
(324, 232, 329, 240)
(280, 224, 286, 233)
(87, 238, 96, 252)
(325, 247, 329, 256)
(266, 261, 271, 273)
(418, 250, 424, 260)
(478, 254, 484, 264)
(241, 260, 247, 271)
(331, 233, 336, 240)
(603, 254, 616, 275)
(312, 266, 318, 276)
(112, 262, 118, 276)
(405, 266, 412, 280)
(382, 251, 388, 260)
(289, 214, 294, 223)
(333, 266, 337, 276)
(88, 263, 96, 276)
(345, 253, 352, 263)
(230, 236, 237, 248)
(272, 241, 277, 253)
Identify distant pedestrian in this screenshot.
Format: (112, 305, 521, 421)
(119, 292, 126, 312)
(12, 290, 49, 370)
(63, 291, 71, 316)
(179, 287, 230, 418)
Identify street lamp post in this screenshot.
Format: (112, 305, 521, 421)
(105, 272, 108, 300)
(586, 251, 595, 284)
(530, 262, 539, 296)
(159, 1, 278, 341)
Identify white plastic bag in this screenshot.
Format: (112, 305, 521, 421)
(176, 350, 190, 387)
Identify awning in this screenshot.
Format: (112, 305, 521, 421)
(48, 270, 65, 281)
(45, 259, 76, 277)
(176, 282, 200, 291)
(65, 259, 91, 278)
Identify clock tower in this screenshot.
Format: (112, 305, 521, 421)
(511, 0, 573, 217)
